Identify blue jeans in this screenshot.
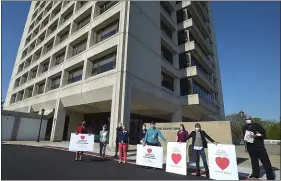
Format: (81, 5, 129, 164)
(195, 149, 208, 171)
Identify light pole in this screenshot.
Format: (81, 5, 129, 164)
(239, 110, 247, 152)
(37, 108, 45, 142)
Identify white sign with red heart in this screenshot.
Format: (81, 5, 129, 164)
(69, 133, 95, 152)
(136, 144, 164, 168)
(208, 143, 239, 180)
(165, 142, 187, 175)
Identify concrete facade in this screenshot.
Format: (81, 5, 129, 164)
(4, 1, 225, 148)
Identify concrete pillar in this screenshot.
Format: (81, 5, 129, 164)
(172, 107, 183, 122)
(50, 99, 66, 141)
(67, 112, 84, 140)
(108, 1, 131, 149)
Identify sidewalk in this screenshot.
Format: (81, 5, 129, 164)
(2, 141, 280, 180)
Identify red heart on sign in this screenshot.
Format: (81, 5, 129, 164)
(215, 157, 230, 170)
(147, 148, 152, 153)
(171, 153, 182, 164)
(80, 135, 85, 140)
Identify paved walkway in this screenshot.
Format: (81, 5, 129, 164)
(3, 141, 280, 180)
(2, 144, 205, 180)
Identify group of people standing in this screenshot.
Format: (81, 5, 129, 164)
(74, 117, 275, 180)
(75, 121, 217, 178)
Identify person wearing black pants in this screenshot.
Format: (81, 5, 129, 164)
(114, 123, 123, 157)
(243, 116, 275, 180)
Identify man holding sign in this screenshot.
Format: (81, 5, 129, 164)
(142, 121, 167, 169)
(243, 116, 275, 180)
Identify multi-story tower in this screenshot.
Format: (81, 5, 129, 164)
(4, 1, 225, 147)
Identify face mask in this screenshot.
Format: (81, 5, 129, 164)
(246, 120, 252, 124)
(195, 128, 200, 131)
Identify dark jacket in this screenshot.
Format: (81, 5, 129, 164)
(185, 130, 215, 148)
(116, 127, 123, 141)
(118, 130, 129, 143)
(139, 129, 147, 140)
(242, 123, 266, 149)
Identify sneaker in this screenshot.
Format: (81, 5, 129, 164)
(119, 160, 122, 163)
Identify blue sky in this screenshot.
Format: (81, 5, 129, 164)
(1, 2, 280, 120)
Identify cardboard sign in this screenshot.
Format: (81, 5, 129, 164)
(136, 144, 163, 168)
(208, 143, 239, 180)
(166, 142, 187, 175)
(69, 133, 95, 152)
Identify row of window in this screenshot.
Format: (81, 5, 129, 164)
(23, 1, 119, 60)
(18, 9, 120, 80)
(179, 78, 218, 103)
(11, 51, 117, 104)
(16, 18, 119, 90)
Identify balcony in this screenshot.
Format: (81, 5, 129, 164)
(179, 66, 216, 92)
(186, 3, 209, 38)
(192, 1, 210, 23)
(179, 41, 215, 71)
(188, 94, 217, 114)
(189, 23, 213, 55)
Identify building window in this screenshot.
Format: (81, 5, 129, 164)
(92, 52, 116, 76)
(26, 87, 33, 98)
(161, 45, 173, 64)
(62, 12, 72, 23)
(177, 8, 192, 24)
(161, 71, 174, 91)
(14, 79, 20, 88)
(30, 69, 37, 79)
(180, 78, 191, 96)
(77, 15, 90, 30)
(96, 20, 119, 43)
(191, 56, 211, 81)
(60, 31, 69, 43)
(42, 62, 49, 73)
(99, 1, 118, 15)
(179, 53, 189, 69)
(55, 52, 65, 65)
(17, 91, 24, 101)
(178, 30, 188, 45)
(68, 67, 83, 84)
(25, 59, 31, 68)
(21, 75, 27, 84)
(161, 21, 172, 39)
(46, 43, 53, 53)
(192, 81, 212, 103)
(38, 83, 45, 94)
(10, 94, 16, 104)
(72, 40, 87, 56)
(51, 76, 61, 90)
(18, 64, 24, 73)
(160, 2, 171, 16)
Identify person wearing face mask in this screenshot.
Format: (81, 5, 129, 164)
(139, 124, 147, 144)
(185, 123, 218, 178)
(143, 121, 167, 147)
(177, 124, 188, 143)
(118, 124, 129, 163)
(75, 121, 91, 161)
(114, 122, 123, 157)
(242, 116, 275, 180)
(99, 124, 108, 160)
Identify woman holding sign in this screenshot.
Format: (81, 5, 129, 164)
(75, 121, 90, 161)
(185, 123, 218, 178)
(118, 124, 129, 163)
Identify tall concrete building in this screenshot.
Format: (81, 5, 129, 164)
(4, 1, 225, 147)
